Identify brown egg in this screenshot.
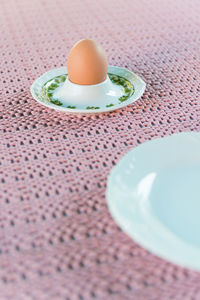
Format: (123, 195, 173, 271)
(67, 39, 108, 85)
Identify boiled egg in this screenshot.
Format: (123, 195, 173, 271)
(67, 39, 108, 85)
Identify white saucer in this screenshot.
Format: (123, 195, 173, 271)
(107, 132, 200, 271)
(30, 66, 146, 114)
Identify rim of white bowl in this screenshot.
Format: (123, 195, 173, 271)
(106, 132, 200, 271)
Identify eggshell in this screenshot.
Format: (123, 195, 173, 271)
(67, 39, 108, 85)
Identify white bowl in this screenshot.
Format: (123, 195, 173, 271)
(107, 132, 200, 271)
(30, 66, 146, 114)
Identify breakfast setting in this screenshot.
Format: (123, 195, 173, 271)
(1, 0, 200, 299)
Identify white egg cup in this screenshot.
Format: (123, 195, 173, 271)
(30, 66, 146, 114)
(53, 75, 123, 107)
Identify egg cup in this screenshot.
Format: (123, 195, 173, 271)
(30, 66, 146, 114)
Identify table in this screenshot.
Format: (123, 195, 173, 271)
(0, 0, 200, 299)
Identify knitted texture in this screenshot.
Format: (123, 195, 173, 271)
(0, 0, 200, 299)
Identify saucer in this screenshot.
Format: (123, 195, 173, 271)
(30, 66, 146, 114)
(107, 132, 200, 271)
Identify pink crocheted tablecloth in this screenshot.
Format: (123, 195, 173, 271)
(0, 0, 200, 299)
